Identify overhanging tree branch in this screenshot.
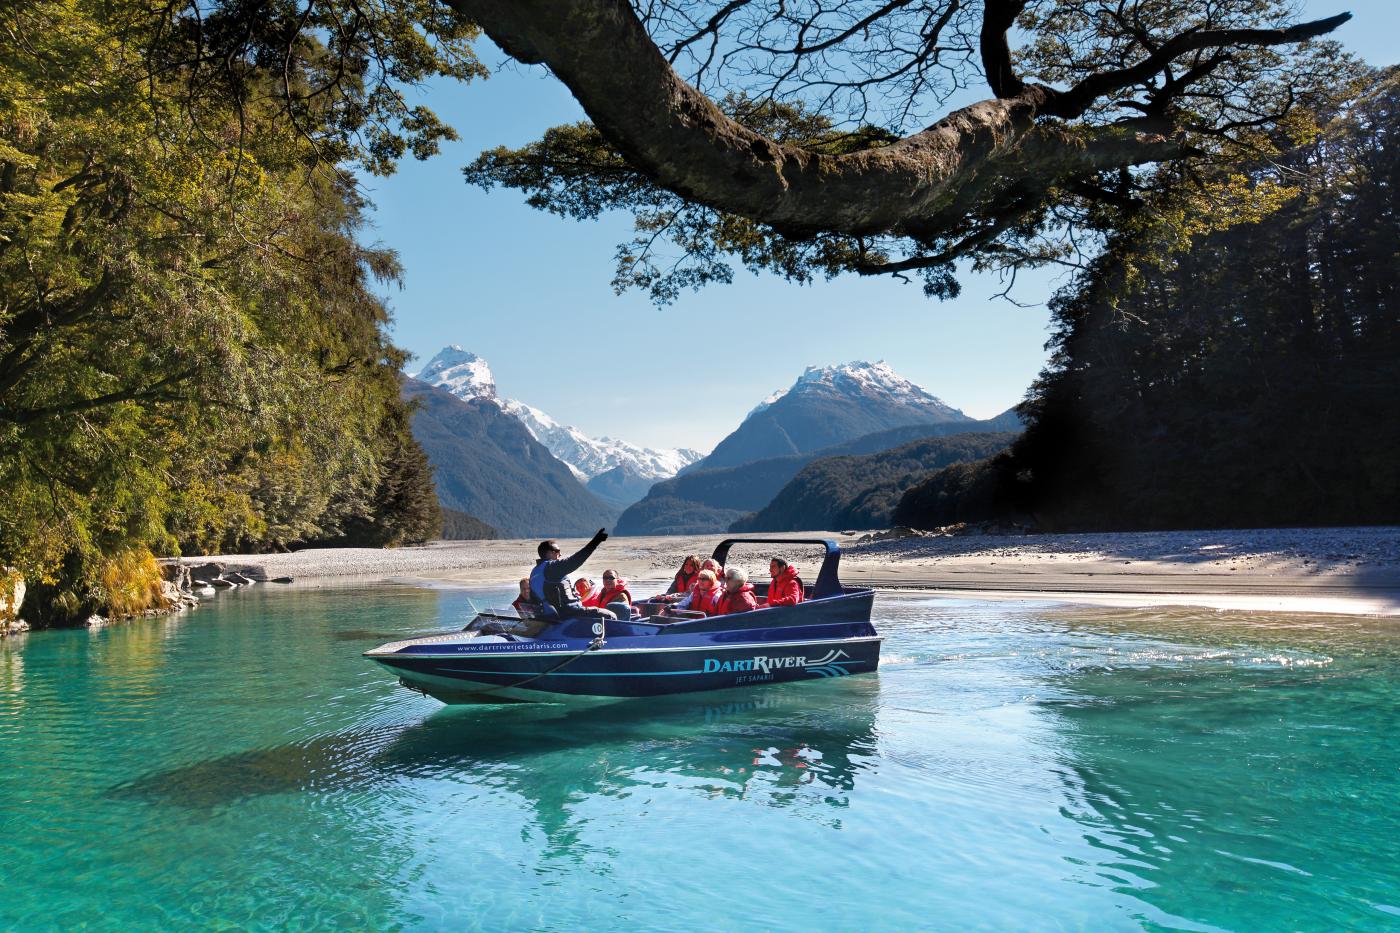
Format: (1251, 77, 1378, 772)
(449, 0, 1346, 244)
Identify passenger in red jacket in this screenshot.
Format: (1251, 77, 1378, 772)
(674, 569, 722, 615)
(764, 558, 805, 607)
(511, 577, 537, 615)
(590, 570, 633, 611)
(670, 555, 701, 595)
(716, 567, 759, 616)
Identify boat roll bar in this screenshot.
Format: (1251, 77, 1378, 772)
(709, 538, 844, 599)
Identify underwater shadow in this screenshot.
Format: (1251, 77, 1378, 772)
(107, 679, 883, 821)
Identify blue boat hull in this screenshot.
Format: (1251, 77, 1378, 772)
(371, 634, 882, 702)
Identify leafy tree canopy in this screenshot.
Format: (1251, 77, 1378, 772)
(1, 0, 451, 621)
(454, 0, 1369, 302)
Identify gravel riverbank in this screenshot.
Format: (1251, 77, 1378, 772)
(178, 525, 1400, 616)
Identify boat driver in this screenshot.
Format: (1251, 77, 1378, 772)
(530, 529, 614, 619)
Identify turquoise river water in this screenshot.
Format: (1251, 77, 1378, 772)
(2, 583, 1399, 931)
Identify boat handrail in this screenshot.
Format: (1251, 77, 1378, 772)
(709, 537, 843, 599)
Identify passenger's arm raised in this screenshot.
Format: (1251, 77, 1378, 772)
(548, 528, 609, 580)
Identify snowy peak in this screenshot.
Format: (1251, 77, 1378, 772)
(751, 360, 966, 421)
(791, 360, 965, 417)
(698, 359, 973, 471)
(503, 399, 702, 480)
(414, 346, 705, 486)
(415, 345, 496, 400)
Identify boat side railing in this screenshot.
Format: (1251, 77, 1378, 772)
(709, 538, 843, 599)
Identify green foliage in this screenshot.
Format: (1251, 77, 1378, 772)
(0, 0, 448, 623)
(464, 8, 1366, 304)
(464, 98, 880, 305)
(897, 72, 1400, 531)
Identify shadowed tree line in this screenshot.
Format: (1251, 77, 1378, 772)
(896, 71, 1400, 532)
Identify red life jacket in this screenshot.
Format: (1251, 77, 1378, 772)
(766, 566, 805, 607)
(672, 568, 697, 594)
(716, 583, 758, 616)
(687, 583, 722, 615)
(593, 579, 633, 607)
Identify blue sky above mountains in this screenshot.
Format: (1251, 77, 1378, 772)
(369, 2, 1394, 451)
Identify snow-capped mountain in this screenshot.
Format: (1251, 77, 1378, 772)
(697, 360, 974, 471)
(414, 346, 704, 485)
(415, 346, 497, 400)
(500, 399, 702, 480)
(751, 360, 964, 419)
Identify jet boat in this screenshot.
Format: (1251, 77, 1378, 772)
(365, 538, 880, 703)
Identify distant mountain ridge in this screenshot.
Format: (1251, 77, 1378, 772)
(403, 378, 616, 537)
(415, 346, 702, 490)
(616, 417, 1018, 535)
(730, 432, 1018, 532)
(694, 360, 976, 471)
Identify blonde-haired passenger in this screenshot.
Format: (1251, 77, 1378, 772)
(675, 569, 722, 615)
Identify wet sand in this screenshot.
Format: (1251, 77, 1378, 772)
(180, 526, 1400, 616)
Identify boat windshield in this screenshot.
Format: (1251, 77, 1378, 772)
(463, 612, 553, 639)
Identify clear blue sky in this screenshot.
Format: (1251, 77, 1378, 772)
(366, 2, 1394, 452)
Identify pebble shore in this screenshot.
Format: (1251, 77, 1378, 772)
(179, 525, 1400, 616)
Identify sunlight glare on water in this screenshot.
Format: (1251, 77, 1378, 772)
(1, 585, 1398, 931)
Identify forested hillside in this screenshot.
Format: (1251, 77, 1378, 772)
(440, 509, 501, 541)
(897, 72, 1400, 532)
(617, 419, 1017, 535)
(0, 0, 474, 624)
(405, 380, 617, 537)
(732, 433, 1015, 532)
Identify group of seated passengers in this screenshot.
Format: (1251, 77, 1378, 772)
(510, 529, 806, 622)
(663, 553, 805, 617)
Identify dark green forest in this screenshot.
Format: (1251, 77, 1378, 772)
(440, 509, 501, 540)
(897, 72, 1400, 532)
(0, 0, 472, 624)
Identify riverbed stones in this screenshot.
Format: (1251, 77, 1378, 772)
(187, 562, 225, 586)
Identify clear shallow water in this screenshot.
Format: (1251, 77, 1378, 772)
(2, 585, 1399, 931)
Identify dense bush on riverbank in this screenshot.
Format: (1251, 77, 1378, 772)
(0, 0, 471, 624)
(896, 72, 1400, 532)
